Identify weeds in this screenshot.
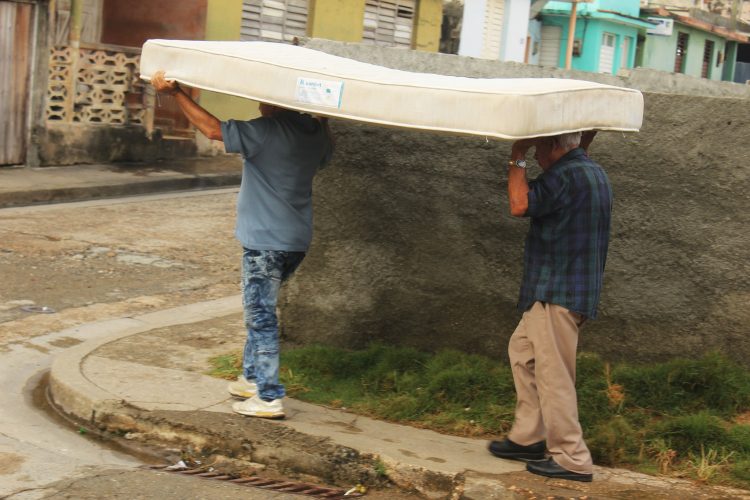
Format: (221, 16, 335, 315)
(373, 459, 388, 478)
(206, 352, 242, 380)
(686, 446, 734, 482)
(648, 438, 678, 475)
(208, 346, 750, 488)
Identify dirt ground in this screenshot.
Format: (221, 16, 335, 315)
(0, 191, 242, 347)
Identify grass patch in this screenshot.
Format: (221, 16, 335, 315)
(208, 345, 750, 489)
(207, 352, 242, 380)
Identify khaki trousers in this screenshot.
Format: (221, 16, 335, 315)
(507, 301, 593, 474)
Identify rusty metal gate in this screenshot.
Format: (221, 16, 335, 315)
(0, 0, 33, 165)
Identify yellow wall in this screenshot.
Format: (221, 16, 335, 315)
(202, 0, 259, 120)
(308, 0, 366, 42)
(414, 0, 442, 52)
(198, 0, 443, 121)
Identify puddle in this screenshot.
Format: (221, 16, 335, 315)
(321, 420, 363, 433)
(48, 336, 83, 348)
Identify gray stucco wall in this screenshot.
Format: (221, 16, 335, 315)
(303, 39, 750, 99)
(279, 40, 750, 363)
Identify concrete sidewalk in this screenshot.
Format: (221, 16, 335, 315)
(46, 297, 750, 499)
(0, 157, 241, 208)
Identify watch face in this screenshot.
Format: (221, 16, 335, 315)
(516, 159, 527, 168)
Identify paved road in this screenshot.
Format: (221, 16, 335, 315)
(0, 191, 300, 499)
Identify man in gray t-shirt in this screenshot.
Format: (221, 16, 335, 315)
(151, 72, 333, 419)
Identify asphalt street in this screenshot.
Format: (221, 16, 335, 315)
(0, 190, 302, 499)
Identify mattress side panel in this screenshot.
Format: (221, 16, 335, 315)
(140, 43, 644, 139)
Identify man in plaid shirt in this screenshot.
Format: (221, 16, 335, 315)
(488, 131, 611, 483)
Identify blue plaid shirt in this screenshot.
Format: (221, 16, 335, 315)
(518, 148, 612, 319)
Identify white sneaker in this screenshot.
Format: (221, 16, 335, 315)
(232, 395, 285, 419)
(227, 375, 257, 399)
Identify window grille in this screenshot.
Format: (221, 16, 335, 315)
(701, 39, 714, 78)
(363, 0, 416, 48)
(674, 32, 689, 73)
(241, 0, 308, 43)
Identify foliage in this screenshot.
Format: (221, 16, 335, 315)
(208, 346, 750, 488)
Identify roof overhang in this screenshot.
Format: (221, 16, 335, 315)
(642, 7, 750, 43)
(542, 8, 656, 30)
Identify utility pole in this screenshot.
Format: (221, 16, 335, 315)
(562, 0, 592, 70)
(564, 1, 579, 70)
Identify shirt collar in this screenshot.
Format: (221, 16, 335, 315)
(557, 147, 587, 165)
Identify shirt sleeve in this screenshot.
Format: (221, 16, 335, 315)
(526, 168, 568, 218)
(220, 118, 270, 158)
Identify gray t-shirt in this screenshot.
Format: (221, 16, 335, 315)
(221, 111, 332, 252)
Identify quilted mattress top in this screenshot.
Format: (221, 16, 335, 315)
(140, 39, 644, 140)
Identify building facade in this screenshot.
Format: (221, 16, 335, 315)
(638, 6, 749, 81)
(537, 0, 654, 74)
(458, 0, 541, 62)
(1, 0, 443, 167)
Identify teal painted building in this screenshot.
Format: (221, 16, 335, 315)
(637, 10, 747, 81)
(540, 0, 653, 74)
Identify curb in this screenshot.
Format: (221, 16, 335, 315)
(45, 297, 494, 498)
(46, 298, 750, 500)
(0, 172, 241, 208)
(49, 296, 243, 422)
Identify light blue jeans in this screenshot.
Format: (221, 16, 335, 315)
(241, 248, 305, 401)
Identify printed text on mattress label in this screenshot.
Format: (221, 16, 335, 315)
(295, 77, 344, 109)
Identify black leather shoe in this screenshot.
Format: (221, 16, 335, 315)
(488, 438, 546, 461)
(526, 458, 593, 482)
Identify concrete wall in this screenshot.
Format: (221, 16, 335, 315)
(100, 0, 207, 47)
(458, 0, 488, 58)
(500, 0, 530, 63)
(36, 124, 197, 165)
(279, 40, 750, 364)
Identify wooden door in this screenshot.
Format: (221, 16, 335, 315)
(0, 1, 33, 165)
(620, 36, 631, 70)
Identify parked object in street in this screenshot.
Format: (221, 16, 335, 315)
(140, 40, 644, 140)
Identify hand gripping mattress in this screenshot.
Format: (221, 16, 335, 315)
(140, 40, 644, 140)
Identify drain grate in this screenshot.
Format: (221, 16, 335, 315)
(145, 464, 364, 498)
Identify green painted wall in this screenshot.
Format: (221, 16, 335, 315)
(414, 0, 441, 52)
(542, 16, 638, 74)
(723, 41, 738, 81)
(642, 21, 728, 81)
(309, 0, 366, 42)
(202, 0, 258, 120)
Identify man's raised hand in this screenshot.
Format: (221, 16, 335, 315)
(151, 71, 180, 96)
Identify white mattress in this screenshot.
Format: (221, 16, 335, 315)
(140, 40, 644, 140)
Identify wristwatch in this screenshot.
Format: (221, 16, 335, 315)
(509, 159, 527, 169)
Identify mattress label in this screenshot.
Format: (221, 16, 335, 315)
(295, 77, 343, 109)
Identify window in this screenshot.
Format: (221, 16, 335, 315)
(675, 32, 689, 73)
(240, 0, 308, 43)
(363, 0, 416, 48)
(702, 39, 715, 78)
